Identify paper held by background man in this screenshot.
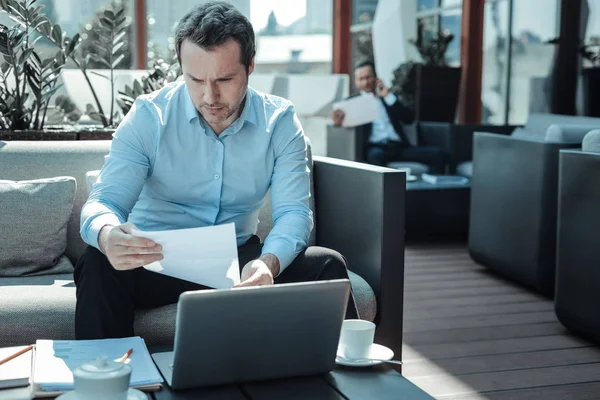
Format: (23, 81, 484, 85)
(332, 94, 380, 127)
(131, 223, 240, 289)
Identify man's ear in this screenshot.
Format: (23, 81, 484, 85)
(248, 57, 255, 75)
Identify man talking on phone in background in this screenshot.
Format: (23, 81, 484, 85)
(332, 60, 447, 173)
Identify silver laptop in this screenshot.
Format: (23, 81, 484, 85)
(151, 279, 351, 390)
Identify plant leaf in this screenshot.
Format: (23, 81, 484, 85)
(41, 83, 63, 100)
(112, 41, 124, 55)
(90, 70, 110, 80)
(115, 7, 125, 21)
(112, 53, 125, 68)
(113, 31, 126, 45)
(104, 9, 115, 20)
(100, 17, 114, 29)
(18, 47, 34, 64)
(67, 32, 80, 55)
(51, 24, 62, 44)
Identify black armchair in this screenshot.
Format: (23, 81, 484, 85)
(469, 115, 600, 296)
(313, 157, 405, 365)
(555, 130, 600, 342)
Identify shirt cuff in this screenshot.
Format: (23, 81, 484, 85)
(383, 92, 398, 106)
(87, 214, 122, 252)
(260, 241, 296, 277)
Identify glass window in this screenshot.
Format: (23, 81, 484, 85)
(35, 0, 136, 69)
(353, 0, 379, 24)
(509, 0, 559, 124)
(482, 0, 510, 124)
(585, 0, 600, 44)
(418, 0, 439, 12)
(146, 0, 332, 74)
(441, 0, 462, 7)
(441, 9, 461, 66)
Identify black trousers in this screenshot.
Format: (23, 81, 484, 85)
(366, 141, 448, 174)
(74, 235, 359, 339)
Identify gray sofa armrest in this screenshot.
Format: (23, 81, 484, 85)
(469, 133, 579, 295)
(325, 124, 368, 162)
(313, 156, 405, 365)
(451, 124, 517, 172)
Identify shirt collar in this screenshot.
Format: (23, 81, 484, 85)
(184, 84, 258, 131)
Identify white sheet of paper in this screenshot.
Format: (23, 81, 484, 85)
(332, 94, 380, 127)
(131, 223, 240, 289)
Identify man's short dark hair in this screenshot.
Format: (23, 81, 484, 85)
(354, 60, 377, 76)
(174, 1, 256, 72)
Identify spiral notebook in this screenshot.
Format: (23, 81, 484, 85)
(31, 336, 163, 398)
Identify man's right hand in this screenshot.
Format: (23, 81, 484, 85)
(332, 109, 345, 126)
(98, 222, 163, 271)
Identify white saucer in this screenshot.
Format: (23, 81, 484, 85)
(335, 343, 395, 367)
(407, 175, 418, 182)
(56, 388, 148, 400)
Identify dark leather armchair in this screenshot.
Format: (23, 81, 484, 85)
(555, 130, 600, 342)
(469, 114, 600, 296)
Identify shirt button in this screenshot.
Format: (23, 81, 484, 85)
(214, 174, 220, 179)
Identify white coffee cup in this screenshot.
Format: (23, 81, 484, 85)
(338, 319, 376, 360)
(72, 356, 132, 400)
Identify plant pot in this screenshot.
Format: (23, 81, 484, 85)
(78, 129, 115, 140)
(0, 127, 115, 141)
(0, 129, 78, 141)
(582, 67, 600, 117)
(414, 65, 462, 123)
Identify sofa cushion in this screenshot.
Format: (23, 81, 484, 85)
(0, 140, 112, 264)
(582, 129, 600, 153)
(545, 125, 599, 143)
(0, 274, 75, 347)
(0, 271, 377, 348)
(0, 177, 76, 277)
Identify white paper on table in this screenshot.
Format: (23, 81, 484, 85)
(131, 223, 240, 289)
(332, 94, 380, 127)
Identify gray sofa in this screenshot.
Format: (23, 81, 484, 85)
(0, 140, 406, 361)
(469, 113, 600, 296)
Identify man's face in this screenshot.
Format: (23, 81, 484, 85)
(354, 65, 376, 93)
(180, 38, 254, 131)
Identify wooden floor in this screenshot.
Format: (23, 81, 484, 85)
(402, 243, 600, 399)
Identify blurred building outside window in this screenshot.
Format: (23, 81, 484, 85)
(146, 0, 332, 75)
(482, 0, 559, 125)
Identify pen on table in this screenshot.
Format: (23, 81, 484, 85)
(117, 348, 133, 363)
(0, 344, 34, 367)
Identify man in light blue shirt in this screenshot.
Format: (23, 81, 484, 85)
(74, 2, 358, 340)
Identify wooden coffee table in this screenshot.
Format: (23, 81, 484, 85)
(151, 364, 433, 399)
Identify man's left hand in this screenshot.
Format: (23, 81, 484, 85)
(236, 254, 280, 287)
(375, 79, 389, 98)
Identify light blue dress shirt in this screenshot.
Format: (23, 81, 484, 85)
(365, 92, 401, 144)
(80, 82, 313, 272)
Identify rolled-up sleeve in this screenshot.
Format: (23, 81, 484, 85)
(80, 99, 156, 250)
(261, 105, 314, 273)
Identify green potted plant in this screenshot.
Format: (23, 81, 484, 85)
(580, 38, 600, 117)
(0, 0, 77, 139)
(117, 57, 181, 116)
(390, 21, 462, 122)
(1, 0, 134, 140)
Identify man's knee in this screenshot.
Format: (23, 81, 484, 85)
(366, 147, 386, 166)
(318, 248, 350, 280)
(74, 246, 114, 284)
